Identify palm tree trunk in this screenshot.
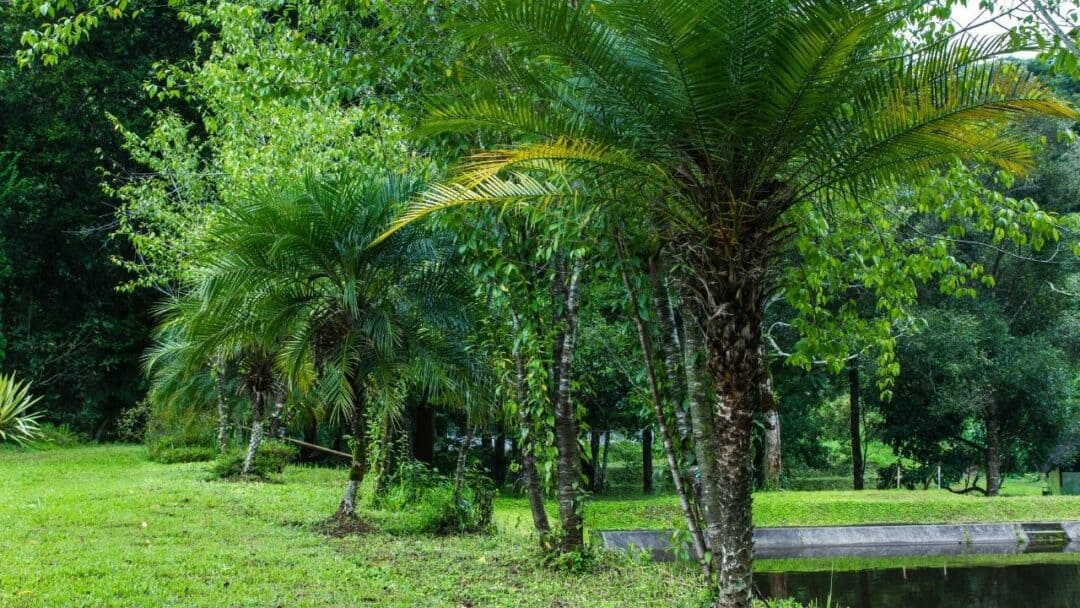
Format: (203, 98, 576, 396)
(685, 265, 767, 608)
(511, 311, 552, 545)
(551, 259, 584, 551)
(454, 424, 475, 501)
(241, 392, 267, 475)
(337, 382, 367, 519)
(214, 370, 230, 454)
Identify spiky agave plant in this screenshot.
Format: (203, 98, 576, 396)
(0, 372, 43, 445)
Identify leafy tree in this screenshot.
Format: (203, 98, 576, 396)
(178, 173, 483, 517)
(0, 5, 191, 436)
(380, 2, 1074, 603)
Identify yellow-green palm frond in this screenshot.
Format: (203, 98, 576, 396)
(375, 139, 664, 245)
(806, 60, 1077, 198)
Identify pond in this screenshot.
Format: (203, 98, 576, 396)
(758, 557, 1080, 608)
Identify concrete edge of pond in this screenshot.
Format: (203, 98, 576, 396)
(596, 521, 1080, 561)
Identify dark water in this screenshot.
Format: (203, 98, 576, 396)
(761, 562, 1080, 607)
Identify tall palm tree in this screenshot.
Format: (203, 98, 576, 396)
(199, 174, 483, 518)
(377, 1, 1075, 604)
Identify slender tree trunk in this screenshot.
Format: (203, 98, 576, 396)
(336, 382, 367, 519)
(642, 427, 654, 494)
(985, 397, 1002, 497)
(373, 410, 395, 497)
(413, 396, 435, 465)
(511, 311, 552, 545)
(492, 426, 507, 488)
(650, 261, 693, 443)
(620, 254, 709, 572)
(551, 259, 585, 551)
(600, 430, 610, 491)
(589, 430, 602, 492)
(241, 393, 267, 476)
(454, 424, 475, 501)
(761, 363, 782, 490)
(682, 310, 713, 512)
(849, 356, 865, 491)
(303, 415, 319, 462)
(684, 261, 768, 608)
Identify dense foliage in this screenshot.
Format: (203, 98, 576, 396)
(2, 2, 1079, 608)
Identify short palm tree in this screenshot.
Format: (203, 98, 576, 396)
(148, 297, 285, 475)
(378, 1, 1076, 604)
(199, 174, 483, 518)
(0, 372, 43, 445)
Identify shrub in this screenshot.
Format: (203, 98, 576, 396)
(209, 440, 298, 479)
(153, 445, 218, 464)
(0, 372, 43, 445)
(378, 461, 494, 535)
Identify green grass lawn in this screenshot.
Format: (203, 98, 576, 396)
(1, 446, 707, 608)
(4, 446, 1080, 607)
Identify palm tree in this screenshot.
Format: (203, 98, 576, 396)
(377, 1, 1075, 604)
(198, 174, 483, 518)
(147, 299, 285, 475)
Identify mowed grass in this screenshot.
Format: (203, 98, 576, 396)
(581, 478, 1080, 531)
(4, 446, 1080, 607)
(0, 446, 706, 608)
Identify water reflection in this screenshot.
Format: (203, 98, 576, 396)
(762, 563, 1080, 608)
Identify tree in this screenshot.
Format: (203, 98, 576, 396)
(378, 2, 1074, 604)
(0, 5, 191, 436)
(190, 173, 482, 517)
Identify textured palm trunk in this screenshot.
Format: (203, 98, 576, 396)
(985, 397, 1001, 497)
(685, 262, 768, 608)
(337, 382, 367, 519)
(215, 373, 230, 454)
(453, 424, 475, 501)
(849, 357, 865, 491)
(241, 392, 267, 475)
(551, 259, 584, 551)
(511, 312, 552, 545)
(242, 417, 264, 475)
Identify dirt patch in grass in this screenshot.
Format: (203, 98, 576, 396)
(313, 514, 377, 537)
